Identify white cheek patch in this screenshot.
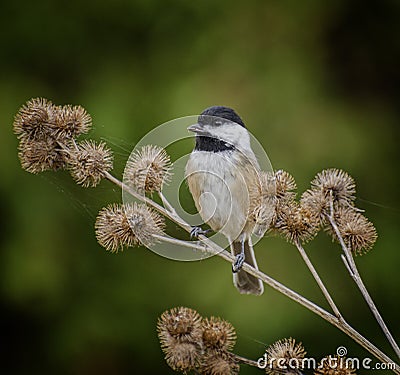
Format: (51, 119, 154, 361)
(206, 124, 251, 152)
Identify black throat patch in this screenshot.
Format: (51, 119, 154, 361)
(194, 136, 235, 152)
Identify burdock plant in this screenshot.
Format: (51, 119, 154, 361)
(13, 98, 400, 374)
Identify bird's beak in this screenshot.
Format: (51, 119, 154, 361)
(187, 123, 203, 133)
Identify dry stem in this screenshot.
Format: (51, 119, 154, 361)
(232, 353, 260, 368)
(327, 196, 400, 360)
(294, 240, 342, 319)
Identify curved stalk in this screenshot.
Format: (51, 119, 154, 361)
(327, 197, 400, 359)
(294, 240, 342, 319)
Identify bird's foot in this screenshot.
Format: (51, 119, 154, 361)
(190, 226, 211, 239)
(232, 252, 245, 273)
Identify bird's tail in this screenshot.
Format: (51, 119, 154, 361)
(230, 239, 264, 295)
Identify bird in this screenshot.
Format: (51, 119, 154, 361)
(185, 106, 270, 295)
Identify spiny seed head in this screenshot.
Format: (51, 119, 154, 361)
(275, 170, 297, 200)
(311, 169, 356, 207)
(252, 201, 276, 236)
(95, 203, 165, 252)
(13, 98, 56, 140)
(14, 98, 92, 144)
(157, 307, 203, 346)
(326, 207, 377, 255)
(69, 140, 113, 187)
(200, 350, 240, 375)
(259, 170, 297, 230)
(18, 137, 66, 173)
(164, 342, 200, 372)
(14, 98, 97, 177)
(300, 189, 330, 225)
(273, 201, 320, 244)
(258, 171, 277, 200)
(251, 171, 277, 235)
(314, 355, 357, 375)
(125, 145, 172, 193)
(201, 317, 236, 351)
(55, 104, 92, 139)
(13, 99, 92, 141)
(157, 308, 202, 371)
(265, 338, 306, 375)
(257, 169, 296, 203)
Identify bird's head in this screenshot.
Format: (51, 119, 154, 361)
(188, 106, 251, 151)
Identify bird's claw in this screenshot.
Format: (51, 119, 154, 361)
(190, 226, 211, 239)
(232, 253, 245, 273)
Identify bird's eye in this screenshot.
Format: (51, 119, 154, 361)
(215, 120, 222, 126)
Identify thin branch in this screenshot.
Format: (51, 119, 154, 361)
(104, 171, 191, 230)
(295, 240, 342, 319)
(340, 254, 354, 277)
(232, 353, 260, 368)
(327, 198, 400, 360)
(105, 171, 400, 373)
(158, 191, 176, 214)
(152, 233, 211, 254)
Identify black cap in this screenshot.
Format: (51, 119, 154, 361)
(199, 106, 246, 128)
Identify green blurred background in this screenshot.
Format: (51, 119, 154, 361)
(1, 0, 399, 374)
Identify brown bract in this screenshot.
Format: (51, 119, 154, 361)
(275, 170, 297, 200)
(202, 317, 236, 351)
(157, 307, 203, 372)
(69, 140, 113, 187)
(264, 338, 306, 375)
(311, 169, 356, 207)
(326, 207, 377, 255)
(14, 98, 96, 177)
(273, 201, 320, 244)
(95, 203, 165, 252)
(200, 350, 240, 375)
(54, 104, 92, 139)
(18, 136, 66, 173)
(314, 355, 357, 375)
(13, 98, 56, 141)
(125, 145, 172, 193)
(164, 342, 200, 372)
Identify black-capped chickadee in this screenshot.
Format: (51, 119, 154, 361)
(185, 106, 268, 295)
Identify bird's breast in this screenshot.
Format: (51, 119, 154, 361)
(185, 151, 257, 240)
